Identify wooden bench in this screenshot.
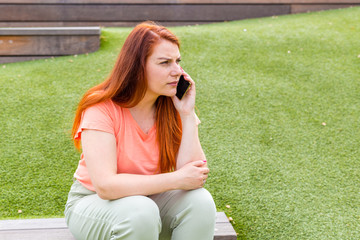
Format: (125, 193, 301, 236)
(0, 212, 237, 240)
(0, 0, 359, 28)
(0, 27, 101, 64)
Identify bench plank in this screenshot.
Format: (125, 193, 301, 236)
(0, 0, 359, 4)
(291, 4, 359, 13)
(0, 56, 55, 64)
(0, 218, 68, 230)
(0, 229, 75, 240)
(0, 212, 237, 240)
(0, 27, 101, 36)
(0, 35, 100, 55)
(0, 4, 290, 22)
(0, 26, 101, 63)
(0, 1, 357, 28)
(0, 21, 220, 28)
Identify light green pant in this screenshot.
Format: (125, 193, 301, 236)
(64, 180, 216, 240)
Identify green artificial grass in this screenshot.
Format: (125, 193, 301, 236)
(1, 7, 360, 239)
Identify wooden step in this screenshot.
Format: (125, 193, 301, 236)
(0, 212, 237, 240)
(0, 27, 101, 64)
(0, 0, 358, 28)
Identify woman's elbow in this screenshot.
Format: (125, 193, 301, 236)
(97, 190, 112, 200)
(93, 182, 114, 200)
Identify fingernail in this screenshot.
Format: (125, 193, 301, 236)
(203, 160, 207, 163)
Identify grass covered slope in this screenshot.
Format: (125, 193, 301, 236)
(1, 7, 359, 239)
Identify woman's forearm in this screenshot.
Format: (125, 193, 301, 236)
(176, 111, 206, 170)
(94, 160, 208, 200)
(95, 172, 179, 200)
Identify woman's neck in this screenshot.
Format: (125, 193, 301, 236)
(128, 93, 158, 134)
(131, 93, 157, 115)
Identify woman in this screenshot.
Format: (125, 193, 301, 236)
(65, 21, 216, 240)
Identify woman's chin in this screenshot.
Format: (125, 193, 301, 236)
(162, 94, 176, 98)
(163, 90, 177, 97)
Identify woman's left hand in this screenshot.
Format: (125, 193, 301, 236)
(171, 70, 196, 117)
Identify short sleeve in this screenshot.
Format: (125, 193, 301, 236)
(74, 102, 115, 140)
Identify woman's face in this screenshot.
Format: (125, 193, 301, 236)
(145, 39, 182, 99)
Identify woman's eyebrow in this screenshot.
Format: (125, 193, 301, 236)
(157, 56, 181, 60)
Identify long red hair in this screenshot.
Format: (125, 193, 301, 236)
(72, 21, 182, 173)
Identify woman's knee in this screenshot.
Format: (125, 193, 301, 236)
(110, 196, 161, 239)
(170, 188, 216, 227)
(187, 188, 216, 217)
(126, 196, 161, 228)
(167, 189, 216, 240)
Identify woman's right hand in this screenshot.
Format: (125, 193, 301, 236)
(174, 160, 209, 190)
(171, 70, 196, 118)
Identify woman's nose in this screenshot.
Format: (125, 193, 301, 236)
(172, 62, 182, 76)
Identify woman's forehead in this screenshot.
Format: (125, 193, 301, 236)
(151, 39, 180, 59)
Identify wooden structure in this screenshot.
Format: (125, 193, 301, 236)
(0, 0, 359, 27)
(0, 0, 358, 63)
(0, 27, 101, 64)
(0, 212, 237, 240)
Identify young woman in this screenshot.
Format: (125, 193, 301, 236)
(64, 21, 216, 240)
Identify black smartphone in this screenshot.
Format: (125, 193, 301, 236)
(176, 75, 191, 100)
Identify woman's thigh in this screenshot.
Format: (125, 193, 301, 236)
(65, 181, 161, 240)
(150, 188, 216, 240)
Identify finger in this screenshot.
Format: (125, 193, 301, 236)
(202, 178, 207, 186)
(192, 160, 207, 167)
(202, 168, 210, 174)
(184, 75, 195, 87)
(200, 166, 209, 173)
(180, 67, 187, 76)
(180, 70, 195, 86)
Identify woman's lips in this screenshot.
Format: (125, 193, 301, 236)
(168, 81, 178, 86)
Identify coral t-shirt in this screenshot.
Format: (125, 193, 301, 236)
(73, 100, 160, 191)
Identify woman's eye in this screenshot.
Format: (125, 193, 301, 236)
(176, 60, 181, 64)
(160, 61, 168, 64)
